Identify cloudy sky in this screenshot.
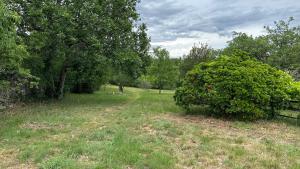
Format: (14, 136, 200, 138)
(137, 0, 300, 57)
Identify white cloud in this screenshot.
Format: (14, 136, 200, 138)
(152, 32, 231, 57)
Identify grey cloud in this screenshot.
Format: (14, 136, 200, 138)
(138, 0, 300, 44)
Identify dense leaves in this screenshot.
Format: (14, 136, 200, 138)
(6, 0, 150, 98)
(0, 1, 34, 107)
(223, 32, 270, 61)
(147, 47, 179, 93)
(223, 18, 300, 80)
(175, 52, 297, 120)
(180, 43, 218, 78)
(266, 17, 300, 79)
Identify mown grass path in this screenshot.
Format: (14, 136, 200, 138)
(0, 86, 299, 169)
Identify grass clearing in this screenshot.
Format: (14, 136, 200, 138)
(0, 86, 299, 169)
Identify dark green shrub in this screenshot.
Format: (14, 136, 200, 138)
(174, 53, 297, 120)
(66, 55, 108, 94)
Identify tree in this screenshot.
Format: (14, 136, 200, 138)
(111, 23, 151, 93)
(265, 17, 300, 79)
(180, 43, 217, 78)
(112, 50, 142, 93)
(148, 47, 179, 94)
(134, 23, 152, 75)
(9, 0, 103, 98)
(8, 0, 148, 98)
(105, 5, 151, 93)
(222, 18, 300, 80)
(0, 1, 33, 106)
(67, 54, 108, 94)
(222, 32, 270, 61)
(175, 52, 297, 120)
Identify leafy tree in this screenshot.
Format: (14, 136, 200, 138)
(134, 23, 152, 74)
(222, 32, 270, 61)
(175, 52, 296, 120)
(137, 75, 153, 89)
(148, 47, 179, 94)
(265, 17, 300, 79)
(180, 43, 217, 78)
(0, 1, 33, 106)
(0, 1, 25, 74)
(107, 12, 151, 93)
(8, 0, 102, 98)
(223, 18, 300, 79)
(112, 50, 142, 93)
(8, 0, 148, 98)
(67, 54, 108, 94)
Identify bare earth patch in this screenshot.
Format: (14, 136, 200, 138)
(141, 125, 157, 135)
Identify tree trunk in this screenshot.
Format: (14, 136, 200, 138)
(56, 65, 67, 99)
(118, 83, 124, 93)
(158, 82, 163, 94)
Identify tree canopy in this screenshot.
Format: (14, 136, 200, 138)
(0, 1, 33, 106)
(148, 47, 179, 93)
(180, 43, 218, 78)
(223, 18, 300, 80)
(5, 0, 150, 98)
(222, 32, 270, 61)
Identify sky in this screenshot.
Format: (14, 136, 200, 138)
(137, 0, 300, 57)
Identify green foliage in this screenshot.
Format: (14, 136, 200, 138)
(8, 0, 150, 97)
(289, 82, 300, 100)
(0, 1, 25, 71)
(111, 50, 143, 92)
(148, 47, 179, 93)
(9, 0, 107, 97)
(137, 75, 152, 89)
(222, 32, 270, 61)
(175, 52, 296, 120)
(135, 23, 152, 74)
(180, 43, 218, 77)
(67, 55, 108, 94)
(265, 17, 300, 79)
(223, 18, 300, 80)
(99, 2, 150, 92)
(0, 1, 35, 106)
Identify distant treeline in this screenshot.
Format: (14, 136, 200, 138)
(142, 17, 300, 92)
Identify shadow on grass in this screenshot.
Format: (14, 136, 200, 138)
(275, 116, 300, 127)
(277, 110, 300, 127)
(185, 105, 212, 116)
(21, 88, 131, 108)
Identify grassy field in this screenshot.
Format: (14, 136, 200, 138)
(0, 86, 299, 169)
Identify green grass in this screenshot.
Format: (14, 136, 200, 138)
(0, 86, 299, 169)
